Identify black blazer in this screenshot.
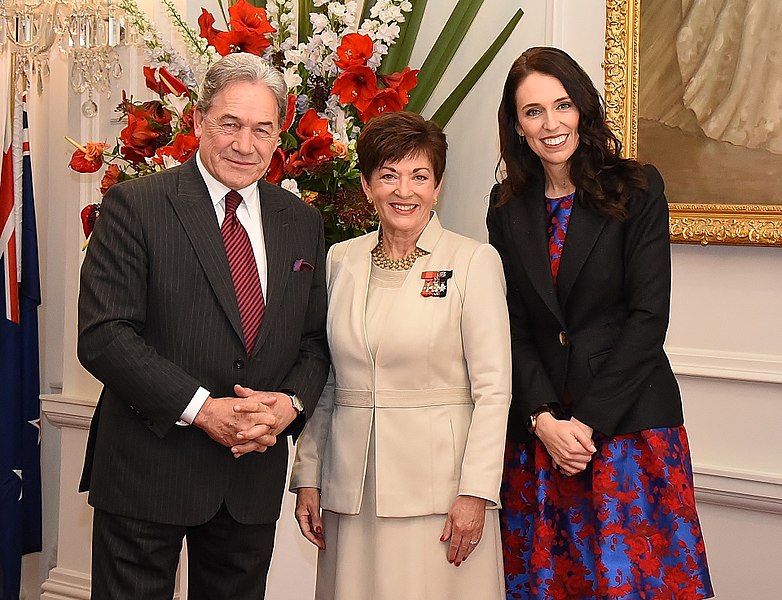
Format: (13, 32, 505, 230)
(78, 158, 330, 525)
(487, 164, 683, 444)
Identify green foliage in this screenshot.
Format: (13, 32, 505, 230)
(430, 9, 524, 127)
(220, 1, 522, 126)
(378, 0, 428, 75)
(298, 0, 314, 41)
(405, 0, 484, 115)
(376, 0, 523, 126)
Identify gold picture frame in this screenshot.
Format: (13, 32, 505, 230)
(603, 0, 782, 246)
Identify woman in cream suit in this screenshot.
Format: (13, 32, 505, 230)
(290, 111, 511, 600)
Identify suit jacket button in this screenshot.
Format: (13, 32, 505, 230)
(558, 331, 569, 347)
(233, 359, 245, 369)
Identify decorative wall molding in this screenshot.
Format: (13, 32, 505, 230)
(603, 0, 638, 157)
(40, 567, 183, 600)
(41, 567, 90, 600)
(694, 466, 782, 515)
(41, 394, 97, 431)
(669, 204, 782, 246)
(666, 347, 782, 385)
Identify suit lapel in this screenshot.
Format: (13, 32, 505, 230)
(513, 183, 565, 326)
(168, 159, 244, 343)
(371, 215, 445, 363)
(251, 182, 292, 354)
(350, 232, 376, 366)
(557, 200, 607, 309)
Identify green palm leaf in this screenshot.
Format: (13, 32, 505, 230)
(430, 9, 523, 127)
(298, 0, 315, 42)
(379, 0, 428, 75)
(404, 0, 485, 114)
(360, 0, 376, 25)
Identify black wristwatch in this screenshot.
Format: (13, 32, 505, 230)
(527, 405, 555, 435)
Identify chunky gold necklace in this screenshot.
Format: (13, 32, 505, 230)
(371, 234, 429, 271)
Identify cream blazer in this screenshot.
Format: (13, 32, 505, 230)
(290, 214, 511, 517)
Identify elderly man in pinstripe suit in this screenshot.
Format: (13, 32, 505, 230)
(77, 53, 330, 599)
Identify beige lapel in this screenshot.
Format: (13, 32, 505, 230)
(365, 213, 445, 365)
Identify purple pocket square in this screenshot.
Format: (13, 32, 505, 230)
(292, 258, 314, 272)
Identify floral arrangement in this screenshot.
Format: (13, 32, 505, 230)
(68, 0, 523, 246)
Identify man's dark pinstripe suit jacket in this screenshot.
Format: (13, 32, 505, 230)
(77, 157, 330, 526)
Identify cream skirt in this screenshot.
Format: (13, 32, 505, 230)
(314, 432, 505, 600)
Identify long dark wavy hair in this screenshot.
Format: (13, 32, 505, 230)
(496, 46, 647, 219)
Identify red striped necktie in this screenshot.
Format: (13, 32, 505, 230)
(222, 190, 265, 353)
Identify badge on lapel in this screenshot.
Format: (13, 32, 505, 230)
(421, 270, 453, 297)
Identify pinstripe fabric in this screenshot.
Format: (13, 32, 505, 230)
(77, 157, 330, 527)
(91, 506, 275, 600)
(222, 190, 264, 352)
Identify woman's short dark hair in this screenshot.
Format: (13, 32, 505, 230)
(496, 46, 646, 217)
(357, 112, 448, 184)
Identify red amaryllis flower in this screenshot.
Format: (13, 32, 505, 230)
(179, 104, 195, 132)
(126, 98, 173, 125)
(153, 131, 199, 166)
(299, 134, 334, 166)
(380, 66, 420, 105)
(229, 0, 275, 37)
(68, 142, 109, 173)
(295, 108, 330, 140)
(80, 203, 101, 238)
(144, 66, 189, 97)
(173, 131, 199, 161)
(198, 9, 224, 51)
(284, 151, 304, 177)
(282, 94, 297, 132)
(100, 164, 122, 195)
(119, 99, 173, 164)
(358, 88, 405, 121)
(331, 66, 378, 109)
(198, 0, 275, 56)
(120, 114, 164, 163)
(265, 147, 286, 184)
(222, 27, 273, 55)
(334, 33, 374, 70)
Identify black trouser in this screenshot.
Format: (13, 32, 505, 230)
(91, 503, 276, 599)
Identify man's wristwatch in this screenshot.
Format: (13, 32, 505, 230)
(283, 390, 304, 415)
(528, 405, 555, 435)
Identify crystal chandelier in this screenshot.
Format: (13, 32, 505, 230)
(0, 0, 133, 117)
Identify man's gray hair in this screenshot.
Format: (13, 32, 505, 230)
(196, 53, 288, 128)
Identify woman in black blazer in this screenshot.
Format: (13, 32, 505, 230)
(487, 47, 713, 600)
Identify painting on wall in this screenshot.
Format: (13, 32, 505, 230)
(604, 0, 782, 246)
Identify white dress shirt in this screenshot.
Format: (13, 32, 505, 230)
(178, 152, 269, 424)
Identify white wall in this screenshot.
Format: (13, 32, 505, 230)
(22, 1, 782, 599)
(667, 245, 782, 599)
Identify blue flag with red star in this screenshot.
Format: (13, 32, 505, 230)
(0, 89, 43, 599)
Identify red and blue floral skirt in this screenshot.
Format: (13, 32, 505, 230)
(500, 427, 713, 599)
